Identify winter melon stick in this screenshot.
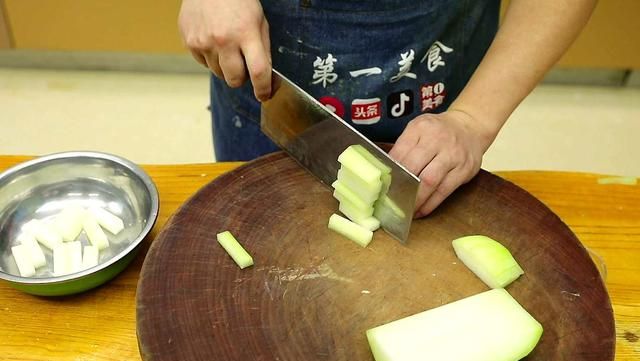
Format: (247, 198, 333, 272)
(216, 231, 254, 269)
(89, 206, 125, 235)
(453, 235, 524, 288)
(366, 288, 543, 361)
(337, 145, 382, 187)
(11, 244, 36, 277)
(352, 145, 393, 194)
(82, 245, 99, 270)
(53, 206, 84, 241)
(337, 167, 381, 202)
(332, 180, 376, 213)
(17, 233, 46, 269)
(327, 213, 373, 247)
(23, 219, 62, 251)
(82, 211, 110, 250)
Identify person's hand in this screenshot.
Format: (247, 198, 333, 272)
(179, 0, 272, 101)
(389, 110, 494, 218)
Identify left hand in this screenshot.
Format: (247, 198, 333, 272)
(389, 110, 494, 218)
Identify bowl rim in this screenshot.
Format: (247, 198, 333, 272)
(0, 151, 159, 284)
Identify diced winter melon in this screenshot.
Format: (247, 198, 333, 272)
(337, 167, 381, 204)
(216, 231, 254, 269)
(17, 232, 46, 269)
(82, 212, 109, 250)
(11, 244, 36, 277)
(67, 241, 83, 273)
(352, 144, 392, 174)
(366, 288, 543, 361)
(328, 213, 373, 247)
(337, 146, 382, 186)
(53, 244, 67, 276)
(53, 206, 84, 241)
(53, 241, 83, 276)
(453, 235, 524, 289)
(82, 245, 99, 270)
(23, 219, 62, 250)
(89, 207, 125, 235)
(332, 180, 376, 212)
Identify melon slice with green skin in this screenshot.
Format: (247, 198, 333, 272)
(352, 144, 392, 174)
(332, 180, 376, 212)
(338, 199, 373, 222)
(337, 146, 382, 186)
(328, 213, 373, 247)
(453, 235, 524, 288)
(337, 167, 381, 203)
(217, 231, 254, 269)
(366, 288, 543, 361)
(337, 201, 380, 231)
(354, 216, 381, 232)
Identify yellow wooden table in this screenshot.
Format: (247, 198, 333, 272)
(0, 155, 638, 360)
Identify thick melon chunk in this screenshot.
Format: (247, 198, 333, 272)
(366, 288, 543, 361)
(453, 235, 524, 288)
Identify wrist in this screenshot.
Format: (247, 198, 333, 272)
(446, 104, 502, 154)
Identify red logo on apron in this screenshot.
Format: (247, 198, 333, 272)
(351, 98, 382, 125)
(421, 82, 446, 112)
(318, 96, 345, 118)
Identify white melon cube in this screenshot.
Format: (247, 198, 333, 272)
(89, 206, 124, 235)
(82, 212, 109, 250)
(23, 219, 62, 250)
(82, 245, 99, 270)
(53, 206, 85, 241)
(11, 244, 36, 277)
(17, 232, 46, 269)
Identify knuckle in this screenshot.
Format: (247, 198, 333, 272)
(211, 32, 232, 48)
(185, 36, 208, 51)
(419, 173, 440, 189)
(249, 63, 268, 79)
(226, 77, 244, 88)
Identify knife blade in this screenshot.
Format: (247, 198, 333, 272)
(260, 70, 419, 243)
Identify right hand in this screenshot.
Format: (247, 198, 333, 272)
(179, 0, 272, 101)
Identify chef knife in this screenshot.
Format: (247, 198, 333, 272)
(260, 70, 419, 243)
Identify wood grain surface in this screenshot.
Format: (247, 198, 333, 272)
(0, 155, 638, 360)
(136, 152, 614, 360)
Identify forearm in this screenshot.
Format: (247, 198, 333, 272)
(450, 0, 597, 149)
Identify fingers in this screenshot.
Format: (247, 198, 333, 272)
(389, 127, 419, 162)
(217, 48, 248, 88)
(415, 169, 469, 218)
(398, 141, 438, 176)
(261, 20, 272, 65)
(189, 49, 207, 67)
(242, 33, 272, 101)
(414, 154, 454, 212)
(202, 51, 223, 78)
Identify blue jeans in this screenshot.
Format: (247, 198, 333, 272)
(211, 0, 500, 161)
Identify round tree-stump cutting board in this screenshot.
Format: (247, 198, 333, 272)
(136, 152, 615, 361)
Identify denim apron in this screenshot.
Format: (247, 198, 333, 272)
(211, 0, 500, 161)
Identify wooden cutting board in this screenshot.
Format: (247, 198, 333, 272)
(136, 152, 615, 361)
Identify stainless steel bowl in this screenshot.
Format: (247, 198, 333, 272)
(0, 151, 159, 296)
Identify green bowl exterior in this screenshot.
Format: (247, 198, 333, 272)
(5, 247, 140, 297)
